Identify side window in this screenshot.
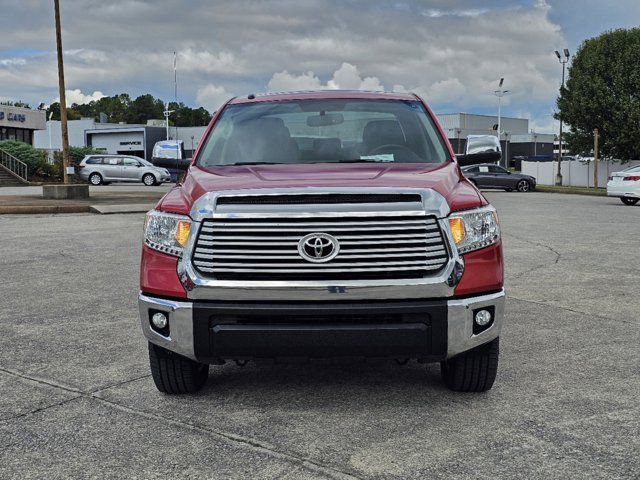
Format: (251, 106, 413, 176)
(489, 165, 507, 174)
(465, 166, 479, 173)
(479, 166, 490, 173)
(107, 158, 122, 165)
(124, 158, 139, 166)
(86, 157, 102, 165)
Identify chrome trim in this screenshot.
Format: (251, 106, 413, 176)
(139, 293, 196, 360)
(446, 289, 505, 358)
(178, 187, 460, 301)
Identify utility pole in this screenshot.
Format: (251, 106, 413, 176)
(163, 102, 173, 140)
(593, 127, 599, 189)
(54, 0, 70, 184)
(555, 49, 570, 186)
(494, 78, 509, 168)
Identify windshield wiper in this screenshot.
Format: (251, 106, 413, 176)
(331, 158, 393, 163)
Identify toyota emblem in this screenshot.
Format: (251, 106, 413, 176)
(298, 233, 340, 263)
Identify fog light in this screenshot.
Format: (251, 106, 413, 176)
(151, 312, 168, 329)
(474, 309, 492, 326)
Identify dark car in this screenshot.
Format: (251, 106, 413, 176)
(461, 163, 536, 192)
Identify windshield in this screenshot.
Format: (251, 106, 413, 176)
(196, 99, 450, 167)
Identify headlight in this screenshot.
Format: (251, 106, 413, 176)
(143, 210, 191, 257)
(448, 206, 500, 254)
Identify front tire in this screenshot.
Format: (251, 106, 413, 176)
(621, 197, 639, 205)
(516, 180, 530, 192)
(88, 172, 103, 186)
(148, 342, 209, 394)
(142, 173, 157, 186)
(440, 337, 499, 392)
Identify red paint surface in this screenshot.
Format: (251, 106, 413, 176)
(140, 246, 186, 298)
(454, 241, 504, 297)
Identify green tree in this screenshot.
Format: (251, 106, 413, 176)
(557, 28, 640, 160)
(45, 93, 211, 126)
(0, 101, 31, 109)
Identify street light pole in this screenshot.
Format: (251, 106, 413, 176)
(555, 49, 570, 186)
(494, 78, 509, 168)
(54, 0, 70, 184)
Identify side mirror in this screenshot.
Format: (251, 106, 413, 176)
(456, 151, 501, 167)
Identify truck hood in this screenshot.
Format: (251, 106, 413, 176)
(157, 162, 486, 215)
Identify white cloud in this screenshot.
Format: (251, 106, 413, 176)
(0, 58, 27, 67)
(174, 49, 245, 75)
(267, 63, 384, 92)
(57, 89, 106, 106)
(196, 84, 232, 112)
(267, 70, 322, 92)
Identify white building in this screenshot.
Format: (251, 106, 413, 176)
(0, 105, 46, 145)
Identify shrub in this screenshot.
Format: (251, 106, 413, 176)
(53, 146, 104, 166)
(0, 140, 47, 176)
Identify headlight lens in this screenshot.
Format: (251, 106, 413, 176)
(448, 206, 500, 254)
(144, 210, 191, 257)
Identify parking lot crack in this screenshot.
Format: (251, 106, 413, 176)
(91, 395, 364, 480)
(89, 373, 152, 394)
(0, 366, 362, 480)
(504, 232, 561, 280)
(508, 295, 636, 325)
(0, 396, 82, 423)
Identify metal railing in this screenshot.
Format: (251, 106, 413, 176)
(0, 148, 28, 182)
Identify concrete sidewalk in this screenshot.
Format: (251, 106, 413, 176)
(0, 184, 171, 214)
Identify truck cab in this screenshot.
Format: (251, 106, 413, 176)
(139, 91, 504, 394)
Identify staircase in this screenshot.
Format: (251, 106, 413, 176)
(0, 148, 29, 186)
(0, 166, 24, 186)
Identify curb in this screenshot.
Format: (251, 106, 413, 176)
(535, 187, 607, 197)
(89, 204, 154, 214)
(0, 205, 91, 215)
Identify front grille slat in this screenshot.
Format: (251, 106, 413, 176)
(197, 232, 443, 241)
(202, 219, 438, 229)
(192, 209, 450, 281)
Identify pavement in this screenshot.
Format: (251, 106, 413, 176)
(0, 192, 638, 479)
(0, 183, 171, 214)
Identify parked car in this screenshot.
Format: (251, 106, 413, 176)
(607, 165, 640, 205)
(461, 163, 536, 192)
(139, 90, 505, 394)
(78, 155, 171, 186)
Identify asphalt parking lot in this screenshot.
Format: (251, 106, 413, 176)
(0, 192, 638, 479)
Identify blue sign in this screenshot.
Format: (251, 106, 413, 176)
(0, 111, 26, 122)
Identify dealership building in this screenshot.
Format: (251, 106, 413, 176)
(0, 105, 46, 145)
(34, 119, 206, 160)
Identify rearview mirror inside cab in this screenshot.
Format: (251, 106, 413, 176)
(307, 113, 344, 127)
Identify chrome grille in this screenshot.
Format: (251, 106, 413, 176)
(192, 214, 450, 281)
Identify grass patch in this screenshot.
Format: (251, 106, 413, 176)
(536, 185, 607, 196)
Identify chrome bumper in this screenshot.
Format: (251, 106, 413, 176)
(139, 289, 505, 361)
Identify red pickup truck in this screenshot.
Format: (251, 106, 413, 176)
(139, 91, 504, 394)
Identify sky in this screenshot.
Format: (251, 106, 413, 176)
(1, 0, 638, 134)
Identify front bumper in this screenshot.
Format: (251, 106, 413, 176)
(139, 289, 505, 362)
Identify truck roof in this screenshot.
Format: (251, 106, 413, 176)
(228, 90, 419, 105)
